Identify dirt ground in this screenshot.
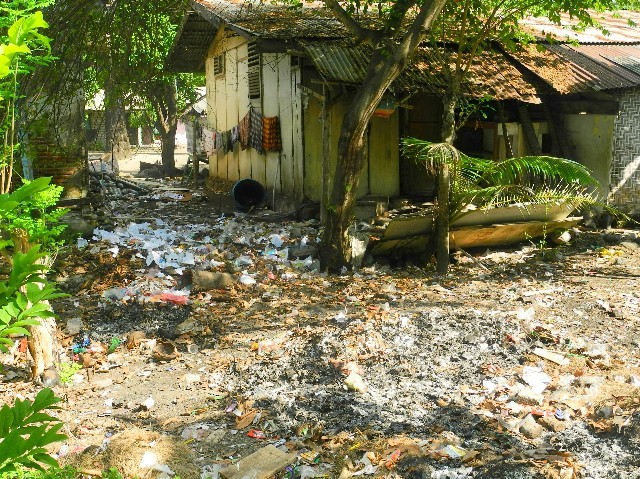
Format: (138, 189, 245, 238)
(2, 165, 640, 479)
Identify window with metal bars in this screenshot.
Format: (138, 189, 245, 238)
(248, 43, 261, 99)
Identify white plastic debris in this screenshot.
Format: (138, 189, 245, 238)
(141, 396, 155, 410)
(77, 237, 88, 248)
(431, 467, 473, 479)
(269, 234, 284, 248)
(521, 366, 551, 394)
(239, 274, 256, 285)
(139, 451, 175, 475)
(201, 464, 222, 479)
(352, 453, 377, 476)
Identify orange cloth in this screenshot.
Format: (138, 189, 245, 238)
(262, 116, 282, 152)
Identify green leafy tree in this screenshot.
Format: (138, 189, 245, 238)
(0, 7, 51, 193)
(0, 388, 67, 474)
(39, 0, 203, 174)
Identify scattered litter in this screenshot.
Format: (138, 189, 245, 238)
(521, 366, 552, 394)
(219, 445, 295, 479)
(533, 347, 570, 366)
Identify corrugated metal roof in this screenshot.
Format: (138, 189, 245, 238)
(302, 41, 549, 102)
(508, 42, 640, 93)
(169, 0, 640, 96)
(166, 11, 218, 73)
(521, 10, 640, 43)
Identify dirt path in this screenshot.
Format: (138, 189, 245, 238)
(2, 182, 640, 479)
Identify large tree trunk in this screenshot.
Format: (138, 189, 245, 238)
(160, 123, 177, 176)
(319, 0, 447, 273)
(105, 102, 131, 162)
(151, 81, 178, 177)
(319, 90, 375, 273)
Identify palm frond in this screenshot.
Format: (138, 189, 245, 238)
(482, 155, 599, 187)
(400, 138, 623, 223)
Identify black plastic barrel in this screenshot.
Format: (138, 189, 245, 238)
(231, 179, 266, 211)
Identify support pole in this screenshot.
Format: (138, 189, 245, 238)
(435, 163, 450, 274)
(320, 85, 330, 224)
(192, 115, 199, 187)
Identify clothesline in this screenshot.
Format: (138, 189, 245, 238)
(201, 107, 281, 156)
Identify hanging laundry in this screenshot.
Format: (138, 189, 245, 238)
(262, 116, 282, 152)
(230, 125, 239, 147)
(222, 131, 232, 154)
(239, 111, 250, 150)
(201, 126, 216, 155)
(249, 108, 264, 155)
(215, 130, 224, 152)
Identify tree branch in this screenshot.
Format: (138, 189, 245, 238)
(395, 0, 447, 62)
(322, 0, 379, 43)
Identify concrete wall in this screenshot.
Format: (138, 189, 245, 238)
(565, 114, 615, 200)
(609, 87, 640, 214)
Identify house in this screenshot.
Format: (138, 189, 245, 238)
(167, 1, 640, 215)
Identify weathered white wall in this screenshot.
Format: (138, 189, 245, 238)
(565, 114, 614, 199)
(205, 29, 304, 203)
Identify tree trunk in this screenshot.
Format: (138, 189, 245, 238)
(105, 103, 131, 161)
(151, 81, 178, 177)
(29, 317, 57, 381)
(441, 89, 459, 145)
(435, 86, 460, 274)
(12, 230, 58, 382)
(319, 90, 373, 273)
(160, 124, 177, 176)
(318, 0, 447, 272)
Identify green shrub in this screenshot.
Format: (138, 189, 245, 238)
(0, 244, 65, 352)
(0, 179, 68, 252)
(0, 388, 67, 474)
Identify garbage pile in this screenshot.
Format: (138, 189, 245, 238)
(6, 182, 640, 479)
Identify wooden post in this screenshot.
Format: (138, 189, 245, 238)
(498, 102, 513, 159)
(435, 163, 450, 274)
(320, 85, 330, 224)
(517, 103, 542, 155)
(192, 115, 199, 187)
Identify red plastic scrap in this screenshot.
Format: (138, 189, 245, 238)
(158, 293, 189, 305)
(247, 429, 267, 439)
(385, 449, 402, 469)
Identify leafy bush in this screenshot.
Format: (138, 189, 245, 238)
(0, 244, 65, 352)
(0, 180, 68, 252)
(0, 178, 66, 352)
(0, 388, 67, 474)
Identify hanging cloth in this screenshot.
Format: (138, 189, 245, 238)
(262, 116, 282, 152)
(214, 130, 223, 152)
(239, 111, 250, 150)
(201, 127, 216, 155)
(249, 108, 264, 155)
(221, 130, 232, 154)
(230, 125, 239, 146)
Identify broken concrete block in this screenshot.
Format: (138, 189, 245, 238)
(220, 445, 295, 479)
(515, 388, 544, 406)
(519, 414, 544, 439)
(191, 270, 236, 291)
